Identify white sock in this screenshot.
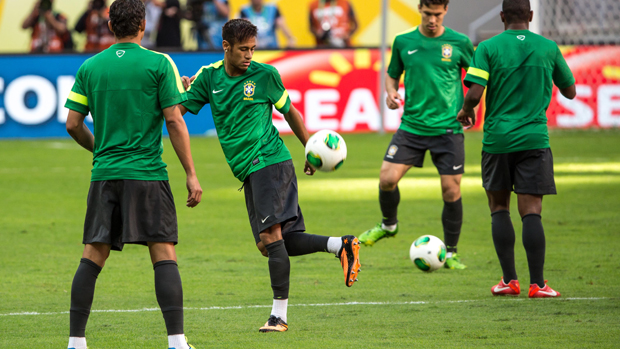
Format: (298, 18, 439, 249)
(382, 223, 397, 232)
(271, 298, 288, 323)
(446, 252, 453, 258)
(327, 237, 342, 255)
(168, 334, 189, 349)
(68, 337, 87, 349)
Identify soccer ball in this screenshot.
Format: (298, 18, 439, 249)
(409, 235, 447, 272)
(305, 130, 347, 172)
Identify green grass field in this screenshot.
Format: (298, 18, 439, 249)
(1, 130, 619, 348)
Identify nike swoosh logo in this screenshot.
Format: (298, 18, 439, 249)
(213, 89, 224, 94)
(537, 289, 558, 296)
(494, 286, 511, 292)
(453, 165, 463, 170)
(261, 216, 270, 223)
(408, 50, 418, 55)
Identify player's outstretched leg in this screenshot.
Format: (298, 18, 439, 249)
(338, 235, 361, 287)
(68, 258, 102, 349)
(283, 232, 362, 287)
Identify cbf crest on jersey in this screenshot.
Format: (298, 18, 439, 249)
(442, 44, 452, 62)
(244, 80, 256, 101)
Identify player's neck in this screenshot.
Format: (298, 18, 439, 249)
(252, 4, 263, 12)
(419, 25, 445, 38)
(116, 34, 143, 46)
(505, 23, 529, 31)
(224, 60, 247, 77)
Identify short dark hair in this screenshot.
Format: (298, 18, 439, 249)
(109, 0, 145, 39)
(502, 0, 531, 24)
(222, 19, 258, 47)
(420, 0, 449, 8)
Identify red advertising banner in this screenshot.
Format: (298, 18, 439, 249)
(262, 47, 620, 133)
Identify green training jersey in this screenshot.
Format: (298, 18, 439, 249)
(183, 60, 292, 181)
(464, 30, 575, 154)
(388, 26, 474, 136)
(65, 43, 187, 181)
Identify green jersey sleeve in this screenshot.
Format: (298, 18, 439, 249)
(183, 67, 211, 115)
(387, 36, 404, 79)
(268, 68, 291, 114)
(158, 55, 187, 110)
(460, 37, 475, 70)
(464, 43, 490, 88)
(65, 64, 90, 115)
(552, 46, 575, 89)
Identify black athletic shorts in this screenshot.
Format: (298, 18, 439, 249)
(481, 148, 556, 195)
(243, 160, 306, 244)
(83, 180, 178, 251)
(383, 129, 465, 175)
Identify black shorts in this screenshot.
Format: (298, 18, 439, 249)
(83, 180, 178, 251)
(384, 129, 465, 175)
(481, 148, 556, 195)
(243, 160, 306, 244)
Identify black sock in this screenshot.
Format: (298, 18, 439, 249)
(153, 260, 184, 336)
(70, 258, 102, 337)
(442, 198, 463, 253)
(491, 210, 518, 282)
(265, 240, 290, 299)
(380, 186, 400, 226)
(283, 231, 330, 256)
(522, 214, 546, 288)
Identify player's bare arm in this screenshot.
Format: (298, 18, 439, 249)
(283, 104, 316, 176)
(66, 109, 94, 152)
(163, 104, 203, 207)
(559, 84, 576, 100)
(385, 74, 403, 110)
(457, 83, 485, 128)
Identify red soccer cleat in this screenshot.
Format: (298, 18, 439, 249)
(529, 280, 561, 298)
(491, 278, 520, 296)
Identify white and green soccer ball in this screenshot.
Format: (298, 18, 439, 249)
(409, 235, 447, 272)
(305, 130, 347, 172)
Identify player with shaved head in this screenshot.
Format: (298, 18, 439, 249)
(458, 0, 576, 298)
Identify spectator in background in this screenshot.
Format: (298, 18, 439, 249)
(309, 0, 358, 47)
(142, 0, 163, 49)
(22, 0, 73, 53)
(187, 0, 229, 50)
(239, 0, 296, 49)
(75, 0, 115, 52)
(156, 0, 182, 49)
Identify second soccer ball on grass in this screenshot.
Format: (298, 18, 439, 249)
(305, 130, 347, 172)
(410, 235, 447, 272)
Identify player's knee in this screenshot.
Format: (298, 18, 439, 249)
(379, 176, 398, 191)
(256, 242, 268, 257)
(442, 188, 460, 202)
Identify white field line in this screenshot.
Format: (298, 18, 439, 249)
(0, 298, 610, 317)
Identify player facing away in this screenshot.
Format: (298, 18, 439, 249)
(177, 19, 361, 333)
(64, 0, 202, 348)
(359, 0, 473, 270)
(457, 0, 576, 298)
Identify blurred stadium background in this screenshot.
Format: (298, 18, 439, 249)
(0, 0, 619, 139)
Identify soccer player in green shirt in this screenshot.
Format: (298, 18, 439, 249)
(177, 19, 361, 332)
(359, 0, 473, 270)
(457, 0, 576, 298)
(64, 1, 202, 348)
